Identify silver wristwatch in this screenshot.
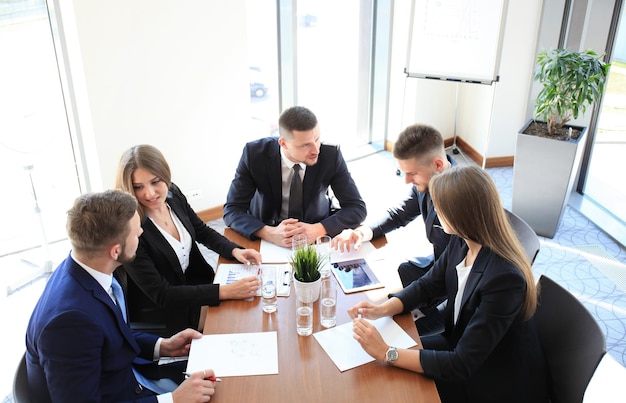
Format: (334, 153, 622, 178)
(385, 346, 398, 365)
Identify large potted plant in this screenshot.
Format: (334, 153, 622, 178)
(512, 48, 609, 238)
(290, 244, 322, 302)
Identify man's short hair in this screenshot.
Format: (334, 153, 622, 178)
(393, 124, 445, 163)
(66, 190, 137, 257)
(278, 106, 318, 139)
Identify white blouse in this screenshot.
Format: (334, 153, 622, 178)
(150, 204, 193, 272)
(454, 259, 473, 324)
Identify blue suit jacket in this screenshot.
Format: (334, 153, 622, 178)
(393, 236, 548, 402)
(26, 255, 159, 403)
(223, 137, 367, 238)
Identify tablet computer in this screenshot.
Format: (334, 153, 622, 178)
(330, 258, 384, 294)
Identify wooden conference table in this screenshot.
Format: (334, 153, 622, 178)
(203, 229, 440, 403)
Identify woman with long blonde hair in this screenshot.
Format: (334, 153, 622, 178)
(116, 144, 261, 336)
(349, 165, 548, 403)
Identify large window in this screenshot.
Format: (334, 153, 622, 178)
(247, 0, 390, 159)
(0, 1, 80, 271)
(246, 0, 280, 139)
(582, 5, 626, 225)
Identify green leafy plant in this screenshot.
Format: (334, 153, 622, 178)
(533, 48, 610, 136)
(290, 245, 322, 282)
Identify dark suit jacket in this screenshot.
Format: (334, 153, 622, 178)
(223, 137, 367, 238)
(123, 184, 241, 336)
(26, 255, 159, 403)
(370, 155, 456, 260)
(393, 236, 548, 403)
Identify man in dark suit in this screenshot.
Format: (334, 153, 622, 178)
(332, 124, 455, 335)
(332, 123, 455, 286)
(26, 190, 217, 403)
(224, 106, 367, 247)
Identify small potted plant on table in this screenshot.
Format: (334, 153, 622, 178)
(291, 244, 323, 302)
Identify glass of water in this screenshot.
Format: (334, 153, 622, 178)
(316, 235, 332, 278)
(296, 289, 313, 336)
(320, 279, 337, 328)
(261, 266, 277, 313)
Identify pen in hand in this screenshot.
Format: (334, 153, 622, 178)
(183, 371, 222, 382)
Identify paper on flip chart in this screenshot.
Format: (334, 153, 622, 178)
(186, 331, 279, 377)
(313, 316, 417, 372)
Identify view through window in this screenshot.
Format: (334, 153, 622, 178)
(0, 1, 80, 275)
(246, 0, 280, 140)
(583, 6, 626, 226)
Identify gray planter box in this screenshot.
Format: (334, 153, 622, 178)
(511, 120, 587, 238)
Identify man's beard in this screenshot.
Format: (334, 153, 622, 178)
(117, 244, 136, 264)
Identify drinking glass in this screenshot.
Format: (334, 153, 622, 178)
(261, 266, 277, 313)
(320, 279, 337, 328)
(296, 289, 313, 336)
(292, 233, 308, 251)
(316, 235, 332, 278)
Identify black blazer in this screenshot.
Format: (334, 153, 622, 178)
(123, 184, 241, 336)
(370, 155, 456, 260)
(393, 236, 549, 402)
(223, 137, 367, 238)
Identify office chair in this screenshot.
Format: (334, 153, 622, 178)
(535, 275, 606, 403)
(505, 208, 540, 264)
(13, 352, 31, 403)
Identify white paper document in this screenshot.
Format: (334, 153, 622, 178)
(260, 240, 292, 263)
(186, 331, 279, 377)
(313, 316, 417, 372)
(214, 263, 291, 296)
(259, 239, 376, 264)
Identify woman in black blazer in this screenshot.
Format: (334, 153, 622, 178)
(115, 145, 261, 336)
(349, 165, 548, 403)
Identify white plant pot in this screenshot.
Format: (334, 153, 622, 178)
(293, 277, 321, 303)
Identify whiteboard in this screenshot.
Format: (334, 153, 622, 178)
(406, 0, 507, 84)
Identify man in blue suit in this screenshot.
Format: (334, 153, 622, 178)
(26, 190, 217, 402)
(224, 106, 367, 247)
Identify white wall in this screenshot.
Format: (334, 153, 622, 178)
(388, 0, 543, 160)
(57, 0, 251, 210)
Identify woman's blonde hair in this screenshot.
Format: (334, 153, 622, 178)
(115, 144, 172, 219)
(429, 165, 537, 319)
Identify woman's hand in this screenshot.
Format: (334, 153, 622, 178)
(352, 318, 389, 362)
(219, 275, 260, 300)
(232, 248, 261, 265)
(347, 300, 386, 320)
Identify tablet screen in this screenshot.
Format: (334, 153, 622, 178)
(331, 258, 384, 294)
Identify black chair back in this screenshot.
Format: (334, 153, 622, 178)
(535, 275, 606, 403)
(505, 209, 540, 264)
(13, 353, 31, 403)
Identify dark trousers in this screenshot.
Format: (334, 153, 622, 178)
(398, 261, 431, 288)
(398, 260, 445, 337)
(421, 335, 467, 403)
